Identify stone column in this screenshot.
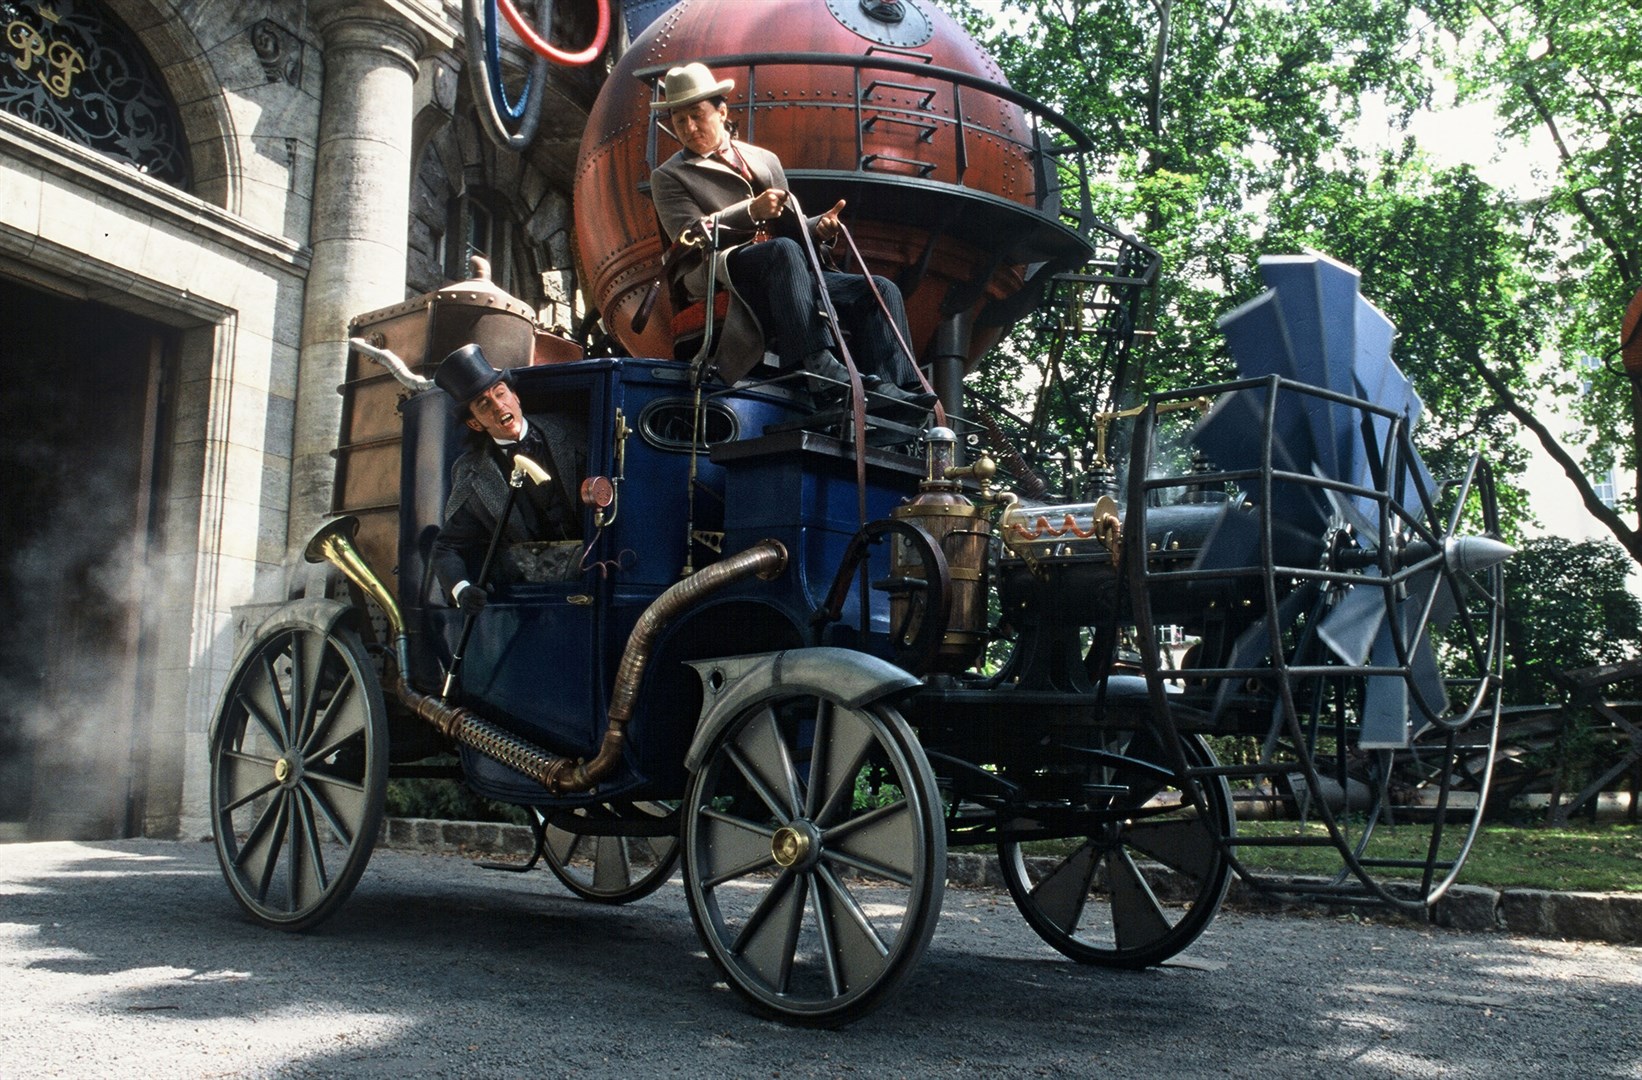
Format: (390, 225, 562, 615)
(288, 2, 426, 554)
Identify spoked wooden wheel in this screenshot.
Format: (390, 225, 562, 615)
(209, 607, 387, 931)
(998, 731, 1233, 968)
(540, 802, 680, 904)
(682, 689, 945, 1026)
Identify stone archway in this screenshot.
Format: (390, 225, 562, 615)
(100, 0, 242, 211)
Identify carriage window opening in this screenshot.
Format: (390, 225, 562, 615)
(639, 398, 739, 452)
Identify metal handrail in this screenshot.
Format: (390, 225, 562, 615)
(636, 52, 1098, 237)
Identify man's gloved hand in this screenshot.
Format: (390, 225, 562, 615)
(455, 582, 489, 615)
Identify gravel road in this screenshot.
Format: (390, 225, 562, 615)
(1, 839, 1637, 1078)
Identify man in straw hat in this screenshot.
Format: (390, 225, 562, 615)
(648, 61, 936, 414)
(429, 343, 586, 613)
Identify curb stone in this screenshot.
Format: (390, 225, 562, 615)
(377, 818, 1640, 947)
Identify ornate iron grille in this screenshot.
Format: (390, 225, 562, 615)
(1, 0, 190, 188)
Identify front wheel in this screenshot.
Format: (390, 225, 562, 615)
(682, 688, 945, 1027)
(208, 607, 388, 931)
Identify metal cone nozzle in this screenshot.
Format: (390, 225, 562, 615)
(1446, 534, 1515, 574)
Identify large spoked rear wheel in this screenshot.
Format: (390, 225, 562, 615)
(209, 607, 388, 931)
(682, 689, 945, 1027)
(541, 802, 680, 904)
(1261, 451, 1507, 907)
(998, 731, 1233, 968)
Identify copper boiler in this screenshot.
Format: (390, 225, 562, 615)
(572, 0, 1097, 391)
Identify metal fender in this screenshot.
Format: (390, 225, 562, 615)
(208, 598, 365, 742)
(682, 648, 921, 773)
(250, 597, 363, 640)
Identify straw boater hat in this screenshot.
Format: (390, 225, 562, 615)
(650, 62, 735, 112)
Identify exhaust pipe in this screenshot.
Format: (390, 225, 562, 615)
(306, 517, 787, 794)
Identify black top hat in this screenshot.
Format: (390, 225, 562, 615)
(435, 343, 507, 415)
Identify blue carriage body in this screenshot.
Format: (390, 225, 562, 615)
(393, 357, 921, 805)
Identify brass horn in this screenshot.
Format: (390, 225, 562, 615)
(305, 516, 409, 673)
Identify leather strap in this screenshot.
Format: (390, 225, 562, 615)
(784, 193, 870, 548)
(836, 221, 947, 429)
(633, 206, 714, 335)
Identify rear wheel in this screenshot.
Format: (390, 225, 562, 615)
(998, 731, 1233, 968)
(541, 802, 680, 903)
(209, 608, 387, 931)
(682, 688, 945, 1026)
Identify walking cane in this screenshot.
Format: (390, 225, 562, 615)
(680, 216, 722, 575)
(440, 453, 552, 701)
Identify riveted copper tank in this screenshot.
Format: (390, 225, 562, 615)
(572, 0, 1096, 383)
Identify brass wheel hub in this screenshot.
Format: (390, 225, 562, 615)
(273, 756, 299, 786)
(771, 823, 819, 869)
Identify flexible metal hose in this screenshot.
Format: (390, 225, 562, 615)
(309, 519, 787, 794)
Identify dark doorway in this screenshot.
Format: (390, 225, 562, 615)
(0, 279, 172, 840)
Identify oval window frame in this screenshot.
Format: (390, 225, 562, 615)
(637, 397, 741, 453)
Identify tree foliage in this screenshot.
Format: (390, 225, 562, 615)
(944, 0, 1642, 561)
(1443, 0, 1642, 552)
(1502, 537, 1642, 703)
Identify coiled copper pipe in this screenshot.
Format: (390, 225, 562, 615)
(548, 538, 788, 792)
(308, 519, 787, 795)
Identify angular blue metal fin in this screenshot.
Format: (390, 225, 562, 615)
(1315, 571, 1388, 667)
(1361, 627, 1411, 748)
(1216, 289, 1294, 379)
(1257, 255, 1364, 481)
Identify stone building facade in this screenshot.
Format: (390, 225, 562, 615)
(0, 0, 597, 841)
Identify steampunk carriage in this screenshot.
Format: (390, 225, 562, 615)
(206, 0, 1510, 1026)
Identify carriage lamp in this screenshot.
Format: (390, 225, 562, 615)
(920, 426, 998, 494)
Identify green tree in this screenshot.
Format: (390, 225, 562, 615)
(1502, 536, 1642, 703)
(949, 0, 1641, 566)
(1440, 0, 1642, 560)
(966, 0, 1440, 373)
(947, 0, 1455, 495)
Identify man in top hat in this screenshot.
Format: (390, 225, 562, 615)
(429, 343, 585, 612)
(648, 62, 936, 413)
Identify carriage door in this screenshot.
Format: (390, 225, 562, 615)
(0, 279, 172, 840)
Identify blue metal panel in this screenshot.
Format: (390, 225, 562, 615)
(715, 430, 924, 650)
(396, 357, 827, 803)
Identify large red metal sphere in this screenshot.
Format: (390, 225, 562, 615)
(573, 0, 1074, 368)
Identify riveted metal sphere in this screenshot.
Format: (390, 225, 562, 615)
(573, 0, 1065, 367)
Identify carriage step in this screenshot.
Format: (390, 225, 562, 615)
(1355, 857, 1458, 871)
(1192, 763, 1290, 779)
